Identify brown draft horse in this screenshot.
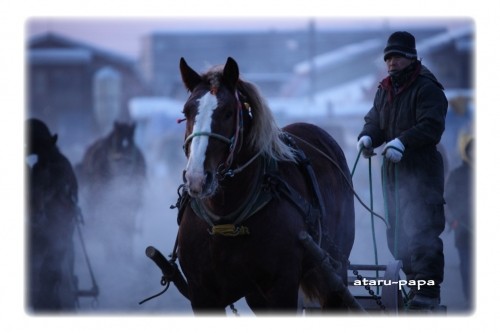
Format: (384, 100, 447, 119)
(176, 57, 355, 315)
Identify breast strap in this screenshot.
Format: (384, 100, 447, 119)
(189, 156, 276, 235)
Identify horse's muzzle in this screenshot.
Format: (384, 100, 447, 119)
(184, 170, 215, 198)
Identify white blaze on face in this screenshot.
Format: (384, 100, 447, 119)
(185, 92, 218, 191)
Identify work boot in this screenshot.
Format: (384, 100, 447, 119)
(407, 294, 440, 311)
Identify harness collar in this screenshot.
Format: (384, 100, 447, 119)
(189, 155, 277, 235)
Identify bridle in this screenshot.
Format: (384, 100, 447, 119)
(183, 90, 249, 179)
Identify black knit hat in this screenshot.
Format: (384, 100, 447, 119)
(383, 31, 417, 61)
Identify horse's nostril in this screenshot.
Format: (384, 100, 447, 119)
(182, 170, 187, 183)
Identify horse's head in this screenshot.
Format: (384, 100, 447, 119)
(108, 121, 137, 160)
(180, 57, 297, 198)
(179, 57, 252, 198)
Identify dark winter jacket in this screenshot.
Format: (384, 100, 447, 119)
(359, 61, 448, 202)
(27, 129, 80, 310)
(359, 61, 448, 149)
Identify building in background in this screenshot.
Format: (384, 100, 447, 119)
(27, 33, 151, 161)
(27, 23, 473, 163)
(138, 26, 452, 100)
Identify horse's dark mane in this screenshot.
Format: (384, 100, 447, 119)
(202, 67, 297, 163)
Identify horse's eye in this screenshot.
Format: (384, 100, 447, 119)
(224, 110, 233, 120)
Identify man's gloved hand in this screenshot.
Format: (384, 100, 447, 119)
(357, 136, 374, 158)
(383, 138, 405, 163)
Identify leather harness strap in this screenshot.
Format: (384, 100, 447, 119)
(189, 156, 275, 234)
(172, 133, 326, 240)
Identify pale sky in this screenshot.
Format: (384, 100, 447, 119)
(26, 17, 472, 58)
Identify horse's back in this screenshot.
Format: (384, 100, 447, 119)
(283, 122, 349, 173)
(283, 122, 351, 191)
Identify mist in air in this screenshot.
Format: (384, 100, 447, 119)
(25, 17, 474, 315)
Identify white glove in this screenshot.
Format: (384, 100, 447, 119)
(357, 136, 374, 158)
(383, 138, 405, 163)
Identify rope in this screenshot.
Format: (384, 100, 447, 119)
(350, 149, 362, 177)
(288, 133, 389, 228)
(368, 156, 380, 295)
(380, 158, 409, 303)
(382, 158, 400, 258)
(227, 149, 264, 177)
(75, 221, 99, 301)
(382, 143, 403, 257)
(139, 282, 171, 305)
(293, 135, 388, 297)
(394, 164, 400, 258)
(382, 159, 390, 229)
(352, 150, 381, 295)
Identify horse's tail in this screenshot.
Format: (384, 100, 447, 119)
(299, 232, 363, 311)
(300, 255, 345, 309)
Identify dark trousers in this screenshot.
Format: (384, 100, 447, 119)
(383, 164, 445, 299)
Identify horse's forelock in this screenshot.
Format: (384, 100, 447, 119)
(201, 66, 224, 95)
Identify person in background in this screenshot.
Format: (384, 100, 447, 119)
(444, 134, 474, 309)
(357, 31, 448, 311)
(26, 118, 80, 312)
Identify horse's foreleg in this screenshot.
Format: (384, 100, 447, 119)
(191, 305, 226, 316)
(189, 293, 227, 316)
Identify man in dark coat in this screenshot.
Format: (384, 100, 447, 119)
(357, 31, 448, 310)
(444, 134, 474, 308)
(26, 118, 80, 312)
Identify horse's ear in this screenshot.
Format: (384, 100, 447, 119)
(51, 134, 58, 146)
(223, 57, 239, 91)
(180, 57, 201, 92)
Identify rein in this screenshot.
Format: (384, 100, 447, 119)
(289, 133, 388, 227)
(184, 132, 232, 146)
(228, 149, 262, 177)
